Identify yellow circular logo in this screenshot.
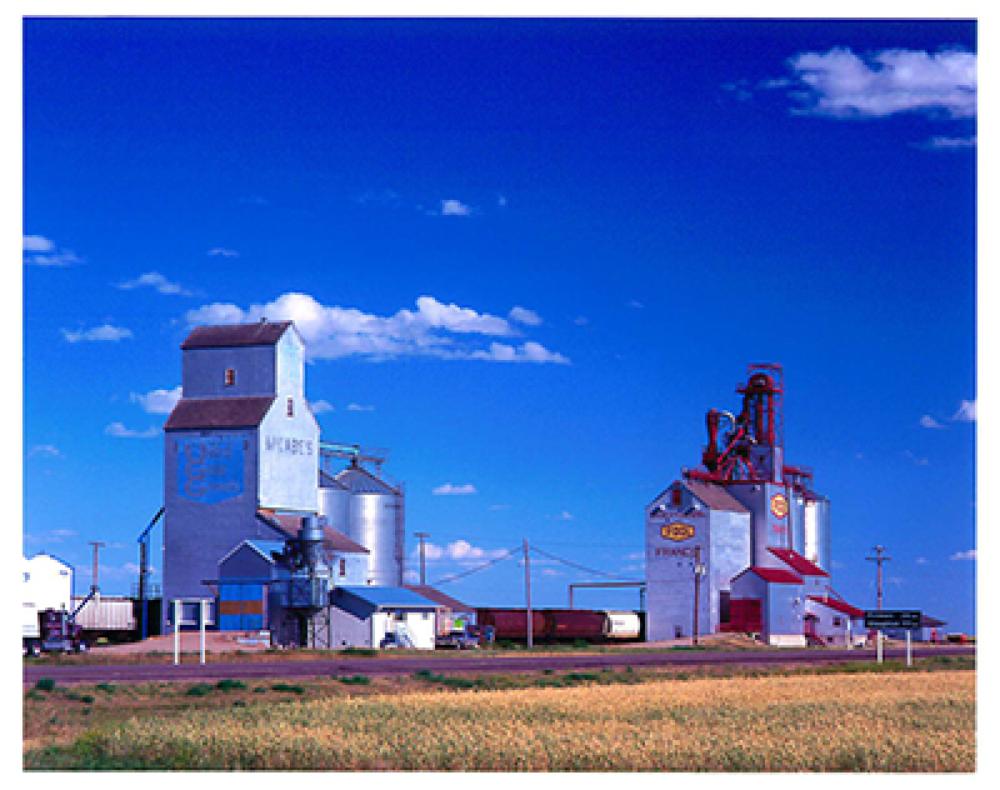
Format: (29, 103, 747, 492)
(660, 522, 695, 542)
(770, 493, 789, 519)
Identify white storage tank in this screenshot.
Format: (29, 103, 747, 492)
(318, 471, 351, 534)
(334, 462, 404, 586)
(803, 494, 832, 572)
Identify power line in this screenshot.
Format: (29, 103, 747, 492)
(432, 546, 520, 586)
(530, 544, 636, 581)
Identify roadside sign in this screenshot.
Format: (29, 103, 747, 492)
(864, 610, 921, 630)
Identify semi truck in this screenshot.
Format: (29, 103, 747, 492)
(23, 597, 92, 656)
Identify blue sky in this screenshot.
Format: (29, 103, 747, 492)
(22, 18, 976, 632)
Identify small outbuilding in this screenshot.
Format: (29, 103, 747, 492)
(329, 586, 439, 649)
(403, 584, 475, 635)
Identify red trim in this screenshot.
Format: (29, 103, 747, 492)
(768, 547, 829, 577)
(749, 567, 803, 584)
(807, 596, 864, 618)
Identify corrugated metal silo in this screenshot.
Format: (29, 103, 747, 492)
(335, 463, 404, 586)
(803, 495, 831, 571)
(787, 489, 806, 555)
(317, 471, 351, 534)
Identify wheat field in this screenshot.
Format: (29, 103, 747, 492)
(32, 670, 975, 771)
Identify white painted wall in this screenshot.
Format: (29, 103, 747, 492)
(403, 610, 436, 650)
(371, 609, 436, 650)
(23, 554, 73, 637)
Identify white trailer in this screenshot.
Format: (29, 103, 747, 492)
(23, 553, 74, 655)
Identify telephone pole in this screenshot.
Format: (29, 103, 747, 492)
(414, 532, 430, 585)
(89, 541, 105, 595)
(524, 538, 533, 649)
(692, 545, 706, 646)
(866, 545, 891, 610)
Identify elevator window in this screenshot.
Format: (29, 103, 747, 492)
(225, 368, 236, 386)
(719, 591, 731, 623)
(287, 398, 294, 417)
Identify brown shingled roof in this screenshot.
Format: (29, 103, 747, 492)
(684, 480, 750, 513)
(256, 511, 370, 554)
(403, 585, 472, 611)
(181, 321, 292, 350)
(165, 397, 274, 430)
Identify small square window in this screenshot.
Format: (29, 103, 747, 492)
(224, 368, 236, 386)
(339, 558, 346, 577)
(286, 398, 294, 417)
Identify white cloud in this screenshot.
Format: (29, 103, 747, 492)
(553, 510, 574, 521)
(923, 135, 977, 149)
(186, 302, 247, 326)
(950, 549, 976, 561)
(920, 414, 946, 429)
(117, 272, 193, 296)
(62, 324, 133, 343)
(23, 235, 54, 252)
(346, 403, 375, 412)
(411, 539, 506, 563)
(497, 194, 508, 208)
(185, 292, 570, 365)
(509, 306, 542, 326)
(953, 399, 976, 422)
(573, 316, 589, 326)
(489, 503, 511, 511)
(780, 47, 976, 119)
(541, 568, 562, 577)
(309, 399, 334, 414)
(440, 199, 471, 216)
(403, 568, 420, 583)
(208, 247, 240, 258)
(444, 540, 506, 561)
(105, 421, 159, 439)
(469, 341, 570, 365)
(28, 444, 62, 458)
(23, 234, 82, 267)
(916, 557, 929, 565)
(131, 385, 182, 414)
(433, 483, 477, 496)
(627, 299, 644, 309)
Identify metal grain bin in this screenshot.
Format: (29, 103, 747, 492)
(335, 464, 404, 586)
(317, 471, 351, 534)
(803, 495, 832, 572)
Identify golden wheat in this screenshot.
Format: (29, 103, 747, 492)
(72, 671, 975, 771)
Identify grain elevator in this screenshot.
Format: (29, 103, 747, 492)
(645, 364, 863, 646)
(161, 320, 411, 635)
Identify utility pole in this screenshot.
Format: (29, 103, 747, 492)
(692, 545, 706, 646)
(866, 545, 891, 610)
(524, 538, 533, 649)
(89, 541, 105, 596)
(414, 532, 430, 585)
